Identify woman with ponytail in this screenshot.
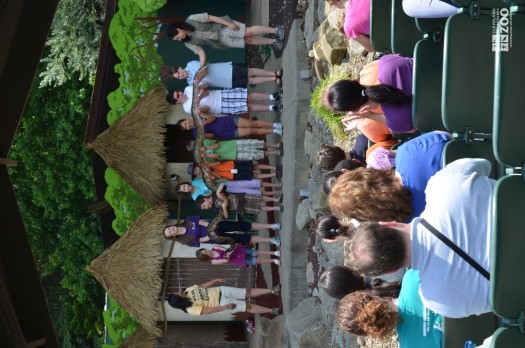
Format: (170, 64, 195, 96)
(322, 54, 415, 134)
(320, 265, 402, 300)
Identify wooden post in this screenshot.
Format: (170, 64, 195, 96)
(0, 157, 18, 167)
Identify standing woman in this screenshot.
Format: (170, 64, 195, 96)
(323, 54, 415, 134)
(163, 216, 282, 247)
(166, 13, 285, 58)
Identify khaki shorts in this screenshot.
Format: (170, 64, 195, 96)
(218, 21, 246, 48)
(218, 286, 247, 312)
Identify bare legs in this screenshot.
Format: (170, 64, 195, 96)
(243, 26, 277, 47)
(248, 68, 280, 86)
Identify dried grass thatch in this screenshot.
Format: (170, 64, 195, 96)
(120, 327, 158, 348)
(85, 84, 168, 205)
(86, 204, 168, 337)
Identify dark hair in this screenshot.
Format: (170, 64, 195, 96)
(317, 145, 346, 172)
(167, 293, 193, 313)
(166, 21, 195, 40)
(320, 266, 401, 300)
(314, 214, 356, 240)
(169, 66, 182, 79)
(196, 248, 211, 261)
(327, 80, 411, 112)
(334, 159, 365, 172)
(195, 194, 213, 209)
(176, 119, 187, 130)
(163, 222, 196, 246)
(344, 221, 407, 276)
(323, 171, 343, 195)
(166, 92, 176, 105)
(175, 182, 192, 196)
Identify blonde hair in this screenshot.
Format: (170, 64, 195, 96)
(327, 168, 413, 222)
(337, 291, 400, 338)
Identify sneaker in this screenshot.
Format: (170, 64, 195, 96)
(275, 25, 285, 41)
(275, 180, 283, 188)
(271, 104, 283, 113)
(271, 236, 281, 246)
(272, 89, 283, 101)
(277, 148, 284, 156)
(271, 307, 281, 315)
(274, 250, 281, 257)
(273, 128, 283, 136)
(273, 39, 283, 50)
(278, 193, 283, 203)
(274, 122, 283, 129)
(276, 163, 283, 173)
(277, 141, 283, 149)
(279, 205, 284, 213)
(271, 223, 282, 232)
(271, 284, 281, 295)
(245, 319, 255, 334)
(273, 259, 281, 266)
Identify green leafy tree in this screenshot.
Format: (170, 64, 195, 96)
(9, 65, 104, 345)
(39, 0, 106, 87)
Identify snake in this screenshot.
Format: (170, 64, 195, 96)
(190, 63, 236, 251)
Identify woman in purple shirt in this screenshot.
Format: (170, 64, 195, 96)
(324, 54, 415, 134)
(163, 215, 282, 247)
(176, 110, 283, 139)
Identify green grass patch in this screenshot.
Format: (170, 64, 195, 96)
(310, 68, 353, 142)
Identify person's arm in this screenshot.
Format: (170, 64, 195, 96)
(199, 105, 210, 113)
(216, 183, 226, 198)
(197, 49, 207, 65)
(353, 34, 374, 52)
(200, 111, 216, 125)
(198, 219, 210, 227)
(207, 15, 239, 30)
(199, 236, 211, 243)
(199, 278, 226, 288)
(221, 199, 229, 218)
(204, 133, 215, 139)
(211, 259, 229, 265)
(200, 303, 236, 314)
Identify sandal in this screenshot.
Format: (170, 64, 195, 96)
(275, 76, 282, 87)
(275, 68, 283, 78)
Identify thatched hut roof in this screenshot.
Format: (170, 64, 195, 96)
(120, 327, 158, 348)
(85, 85, 168, 205)
(86, 204, 168, 337)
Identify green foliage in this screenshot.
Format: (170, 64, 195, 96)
(104, 168, 151, 236)
(131, 0, 168, 12)
(310, 68, 353, 142)
(39, 0, 106, 87)
(103, 297, 140, 346)
(8, 66, 104, 342)
(101, 0, 163, 236)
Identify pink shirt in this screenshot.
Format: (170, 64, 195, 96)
(343, 0, 371, 39)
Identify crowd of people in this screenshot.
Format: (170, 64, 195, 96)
(315, 1, 492, 347)
(161, 11, 285, 318)
(160, 3, 493, 347)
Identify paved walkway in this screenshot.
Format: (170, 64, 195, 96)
(245, 1, 313, 347)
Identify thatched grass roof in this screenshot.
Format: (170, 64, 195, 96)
(86, 204, 168, 337)
(85, 84, 168, 205)
(120, 327, 158, 348)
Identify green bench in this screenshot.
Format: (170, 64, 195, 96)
(391, 0, 421, 57)
(412, 18, 447, 132)
(370, 0, 392, 54)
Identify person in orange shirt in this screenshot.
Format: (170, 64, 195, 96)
(189, 161, 281, 181)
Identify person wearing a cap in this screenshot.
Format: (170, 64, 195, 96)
(167, 278, 281, 316)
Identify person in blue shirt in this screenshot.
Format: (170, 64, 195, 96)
(337, 269, 442, 347)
